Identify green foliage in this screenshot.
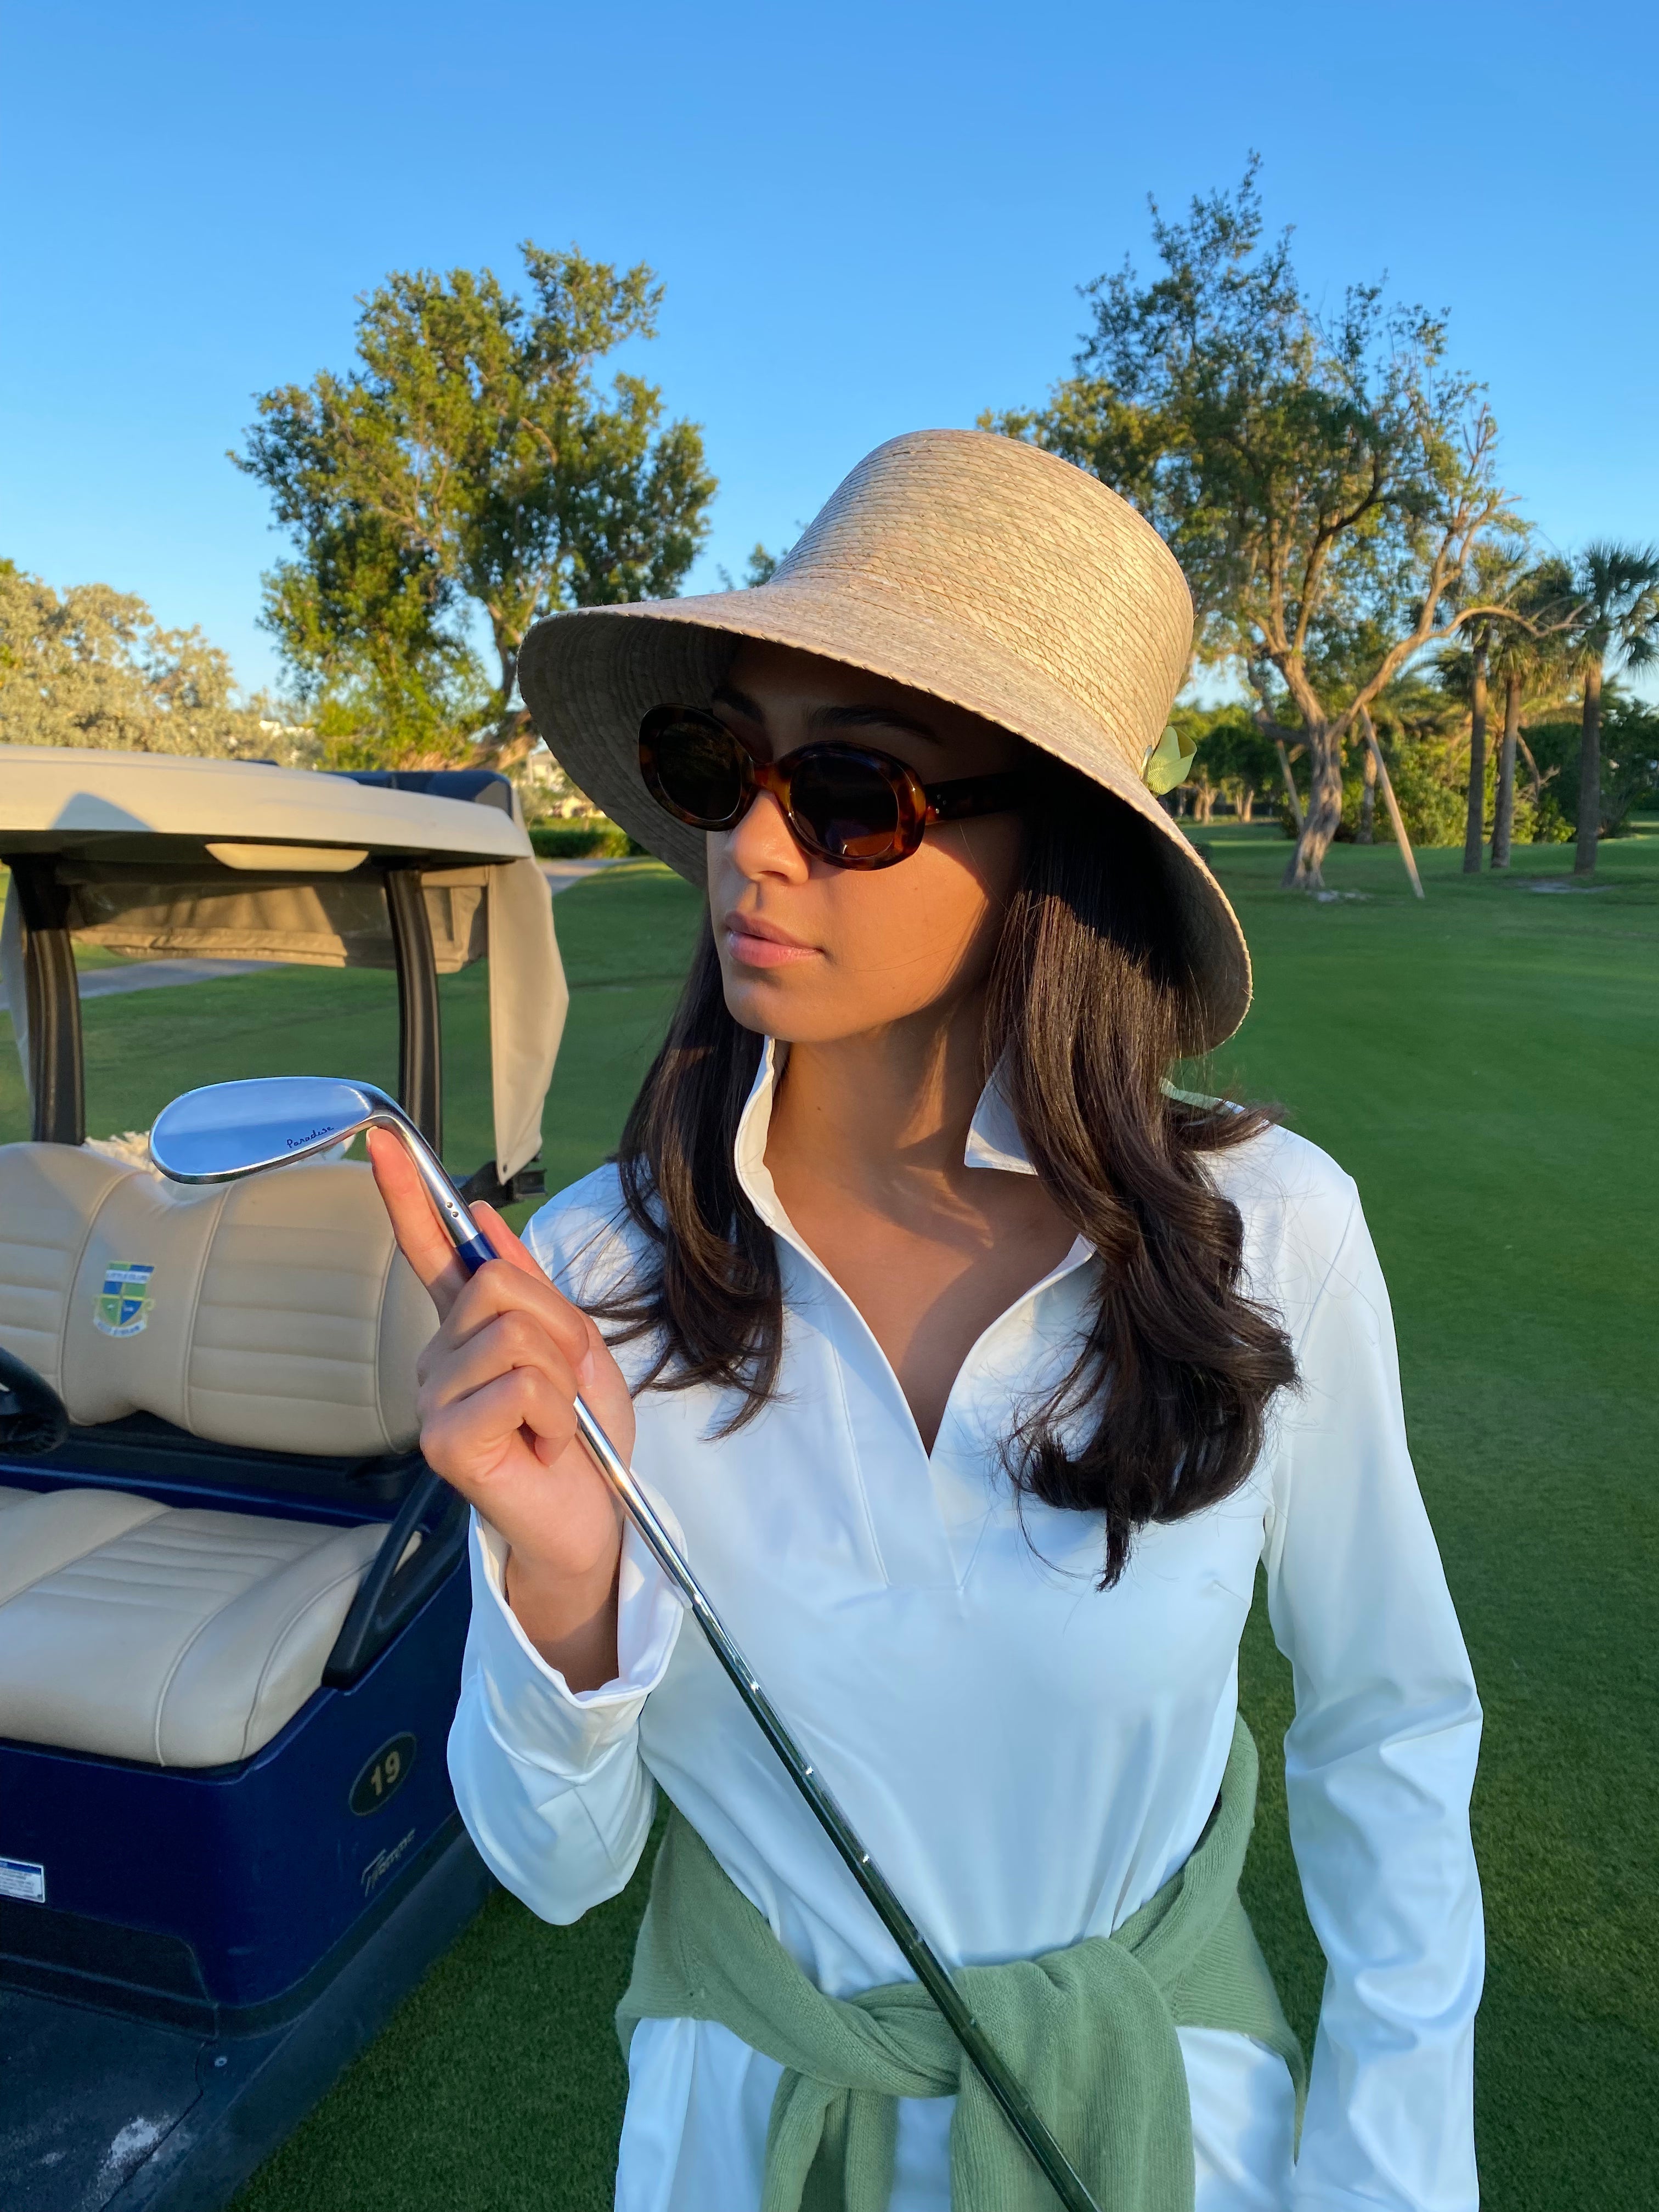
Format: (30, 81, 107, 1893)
(1526, 695, 1659, 836)
(1567, 542, 1659, 695)
(717, 542, 784, 590)
(0, 560, 310, 760)
(1365, 733, 1465, 847)
(253, 515, 489, 767)
(528, 819, 636, 859)
(1170, 704, 1282, 821)
(1172, 684, 1577, 848)
(1358, 740, 1566, 849)
(234, 244, 716, 768)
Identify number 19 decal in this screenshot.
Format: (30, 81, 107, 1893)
(350, 1733, 417, 1816)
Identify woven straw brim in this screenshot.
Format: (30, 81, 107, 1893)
(518, 580, 1250, 1053)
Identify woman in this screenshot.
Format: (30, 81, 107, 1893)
(371, 431, 1483, 2211)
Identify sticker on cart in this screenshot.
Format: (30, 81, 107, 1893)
(94, 1262, 155, 1338)
(350, 1733, 417, 1817)
(0, 1857, 46, 1903)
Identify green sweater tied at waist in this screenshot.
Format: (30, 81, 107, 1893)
(617, 1717, 1305, 2212)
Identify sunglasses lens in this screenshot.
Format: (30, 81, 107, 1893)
(789, 751, 905, 862)
(648, 716, 748, 827)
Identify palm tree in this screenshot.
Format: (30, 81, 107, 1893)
(1488, 557, 1573, 869)
(1436, 542, 1530, 874)
(1568, 542, 1659, 875)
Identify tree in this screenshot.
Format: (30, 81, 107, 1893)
(1564, 541, 1659, 874)
(1177, 708, 1279, 821)
(0, 561, 308, 760)
(1486, 557, 1573, 868)
(235, 243, 716, 768)
(718, 543, 783, 590)
(1431, 541, 1538, 872)
(986, 162, 1525, 890)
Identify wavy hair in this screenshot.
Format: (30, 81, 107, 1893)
(592, 756, 1297, 1586)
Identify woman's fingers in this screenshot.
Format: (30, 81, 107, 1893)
(470, 1199, 549, 1283)
(368, 1135, 560, 1323)
(419, 1307, 579, 1425)
(368, 1127, 469, 1312)
(437, 1249, 591, 1367)
(421, 1365, 580, 1481)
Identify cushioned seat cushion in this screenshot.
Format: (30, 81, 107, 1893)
(0, 1487, 402, 1765)
(0, 1144, 436, 1457)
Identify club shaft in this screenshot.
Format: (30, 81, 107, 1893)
(431, 1141, 1098, 2212)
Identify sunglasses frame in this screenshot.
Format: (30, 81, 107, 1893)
(639, 704, 1027, 871)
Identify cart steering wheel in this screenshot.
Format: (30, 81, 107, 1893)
(0, 1343, 70, 1458)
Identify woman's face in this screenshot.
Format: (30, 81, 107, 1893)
(704, 640, 1026, 1046)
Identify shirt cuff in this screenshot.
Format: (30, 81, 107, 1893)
(466, 1500, 685, 1779)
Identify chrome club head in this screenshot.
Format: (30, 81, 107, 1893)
(150, 1076, 398, 1180)
(149, 1077, 495, 1271)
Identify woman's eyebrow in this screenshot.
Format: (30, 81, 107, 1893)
(809, 702, 944, 746)
(710, 682, 765, 723)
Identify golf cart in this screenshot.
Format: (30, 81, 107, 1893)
(0, 747, 569, 2211)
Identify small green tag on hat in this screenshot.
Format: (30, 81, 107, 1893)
(1143, 726, 1198, 796)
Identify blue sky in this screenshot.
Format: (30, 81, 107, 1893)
(5, 1, 1656, 701)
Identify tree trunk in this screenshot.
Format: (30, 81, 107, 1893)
(1573, 659, 1604, 875)
(1193, 783, 1215, 823)
(472, 633, 539, 769)
(1358, 742, 1377, 843)
(1282, 720, 1344, 889)
(1462, 640, 1489, 873)
(1361, 709, 1425, 899)
(1273, 739, 1303, 832)
(1491, 672, 1520, 870)
(1237, 785, 1255, 824)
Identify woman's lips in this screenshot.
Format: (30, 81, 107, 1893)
(723, 915, 821, 969)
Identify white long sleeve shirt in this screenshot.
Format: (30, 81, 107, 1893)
(449, 1044, 1483, 2211)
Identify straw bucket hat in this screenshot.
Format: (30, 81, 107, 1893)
(518, 427, 1250, 1049)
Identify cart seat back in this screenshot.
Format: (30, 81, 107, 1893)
(0, 1143, 435, 1458)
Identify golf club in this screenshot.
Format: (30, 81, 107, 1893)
(150, 1077, 1102, 2212)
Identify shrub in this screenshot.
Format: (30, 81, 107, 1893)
(528, 819, 640, 859)
(1523, 703, 1659, 837)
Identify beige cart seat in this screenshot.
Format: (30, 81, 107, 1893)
(0, 1489, 399, 1765)
(0, 1143, 439, 1767)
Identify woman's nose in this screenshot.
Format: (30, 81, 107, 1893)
(723, 788, 809, 882)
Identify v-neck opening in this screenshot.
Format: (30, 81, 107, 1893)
(732, 1041, 1094, 1583)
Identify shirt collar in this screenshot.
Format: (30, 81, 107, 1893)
(733, 1038, 1039, 1245)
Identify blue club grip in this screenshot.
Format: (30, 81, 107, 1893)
(454, 1231, 498, 1275)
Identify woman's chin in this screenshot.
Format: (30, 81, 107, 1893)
(719, 970, 864, 1047)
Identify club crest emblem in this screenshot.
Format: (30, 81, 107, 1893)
(94, 1262, 155, 1338)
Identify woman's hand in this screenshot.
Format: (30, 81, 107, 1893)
(368, 1128, 634, 1690)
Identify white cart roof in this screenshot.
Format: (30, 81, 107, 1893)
(0, 745, 527, 861)
(0, 747, 567, 1181)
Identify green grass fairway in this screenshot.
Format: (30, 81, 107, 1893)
(1207, 829, 1658, 2209)
(4, 839, 1654, 2207)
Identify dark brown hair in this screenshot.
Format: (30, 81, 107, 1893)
(594, 756, 1297, 1587)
